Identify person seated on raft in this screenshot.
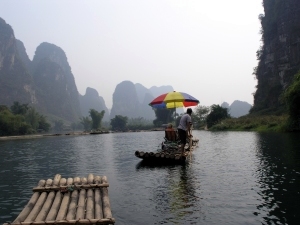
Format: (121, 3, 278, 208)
(164, 123, 179, 143)
(165, 123, 175, 131)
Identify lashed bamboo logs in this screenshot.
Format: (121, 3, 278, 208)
(12, 180, 46, 223)
(101, 176, 112, 219)
(35, 175, 61, 221)
(134, 136, 198, 163)
(45, 178, 67, 221)
(66, 176, 80, 220)
(86, 174, 94, 219)
(24, 178, 53, 221)
(94, 176, 104, 219)
(6, 174, 115, 225)
(76, 177, 87, 219)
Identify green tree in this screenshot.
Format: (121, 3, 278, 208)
(25, 107, 39, 130)
(192, 105, 210, 129)
(0, 108, 31, 135)
(110, 115, 128, 131)
(153, 108, 175, 126)
(206, 104, 230, 128)
(10, 102, 29, 115)
(89, 109, 105, 130)
(283, 71, 300, 131)
(38, 115, 51, 132)
(80, 116, 92, 131)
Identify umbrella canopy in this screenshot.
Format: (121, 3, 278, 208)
(149, 91, 199, 109)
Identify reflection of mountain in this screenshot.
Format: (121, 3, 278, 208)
(254, 133, 300, 224)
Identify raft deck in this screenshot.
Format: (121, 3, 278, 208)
(3, 174, 115, 225)
(135, 138, 199, 162)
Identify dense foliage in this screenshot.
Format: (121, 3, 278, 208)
(89, 109, 105, 130)
(80, 116, 92, 131)
(127, 117, 154, 131)
(206, 105, 230, 128)
(0, 102, 51, 136)
(152, 108, 175, 126)
(209, 115, 287, 131)
(283, 71, 300, 131)
(110, 115, 128, 131)
(191, 105, 210, 129)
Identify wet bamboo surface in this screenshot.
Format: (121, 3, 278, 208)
(4, 174, 115, 225)
(135, 138, 199, 162)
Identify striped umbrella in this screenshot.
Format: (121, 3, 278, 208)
(149, 91, 199, 109)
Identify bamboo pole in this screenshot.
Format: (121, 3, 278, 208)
(76, 177, 87, 219)
(45, 177, 67, 221)
(55, 178, 73, 220)
(144, 152, 149, 158)
(24, 179, 53, 221)
(155, 152, 160, 157)
(86, 174, 94, 219)
(35, 175, 62, 221)
(165, 153, 170, 159)
(101, 176, 112, 219)
(160, 153, 165, 159)
(134, 151, 140, 157)
(139, 151, 145, 157)
(66, 177, 80, 220)
(12, 180, 46, 223)
(94, 176, 103, 219)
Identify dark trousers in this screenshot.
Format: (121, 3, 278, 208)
(178, 129, 187, 145)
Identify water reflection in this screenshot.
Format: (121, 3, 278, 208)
(136, 160, 201, 224)
(1, 131, 300, 225)
(254, 133, 300, 224)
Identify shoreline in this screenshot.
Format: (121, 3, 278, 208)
(0, 131, 106, 141)
(0, 129, 164, 141)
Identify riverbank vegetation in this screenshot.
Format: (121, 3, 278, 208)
(0, 102, 51, 136)
(209, 115, 288, 132)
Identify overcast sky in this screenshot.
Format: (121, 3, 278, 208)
(0, 0, 263, 109)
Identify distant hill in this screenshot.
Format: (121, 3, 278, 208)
(79, 87, 110, 121)
(0, 18, 34, 106)
(31, 42, 82, 122)
(222, 100, 252, 118)
(0, 16, 185, 123)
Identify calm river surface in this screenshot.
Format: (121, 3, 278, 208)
(0, 131, 300, 225)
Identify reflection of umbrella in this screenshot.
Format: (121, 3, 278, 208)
(149, 91, 199, 109)
(149, 91, 199, 120)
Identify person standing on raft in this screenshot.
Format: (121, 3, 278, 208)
(177, 108, 193, 156)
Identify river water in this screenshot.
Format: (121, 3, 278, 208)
(0, 131, 300, 225)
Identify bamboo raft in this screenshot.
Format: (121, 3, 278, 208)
(3, 174, 115, 225)
(135, 138, 199, 163)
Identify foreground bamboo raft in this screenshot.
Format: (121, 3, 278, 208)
(135, 138, 199, 163)
(4, 174, 115, 225)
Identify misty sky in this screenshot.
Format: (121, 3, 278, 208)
(0, 0, 263, 109)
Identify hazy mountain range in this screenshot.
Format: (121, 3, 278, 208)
(221, 101, 252, 118)
(0, 17, 251, 123)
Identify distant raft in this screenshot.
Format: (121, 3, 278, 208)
(3, 174, 115, 225)
(135, 138, 199, 163)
